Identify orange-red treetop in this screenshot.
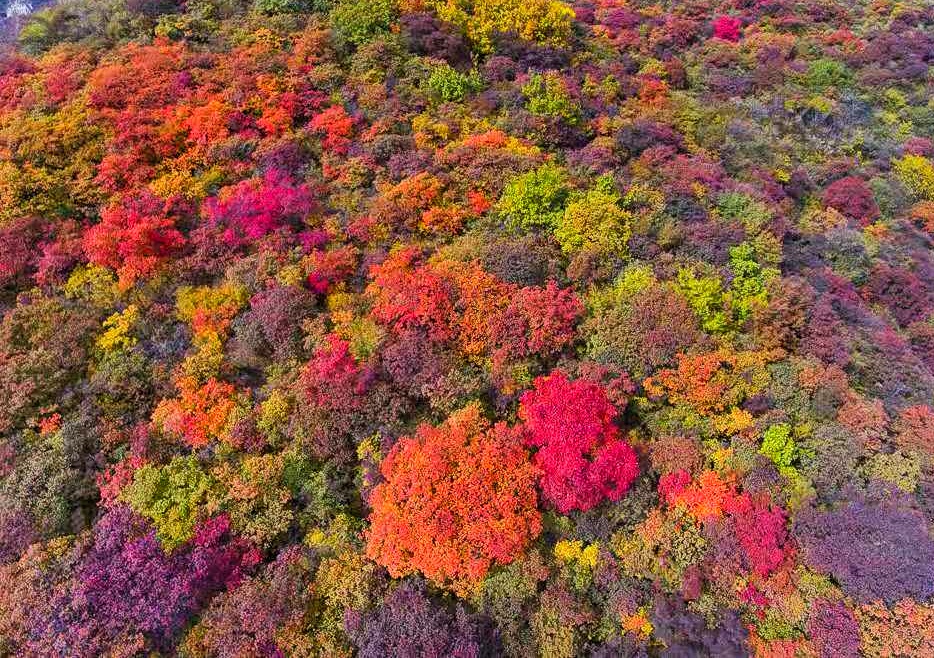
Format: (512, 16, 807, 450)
(366, 403, 541, 596)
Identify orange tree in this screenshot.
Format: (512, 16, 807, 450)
(365, 403, 541, 596)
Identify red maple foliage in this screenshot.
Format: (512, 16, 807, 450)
(368, 251, 581, 377)
(712, 16, 742, 42)
(660, 469, 790, 577)
(299, 334, 374, 414)
(202, 170, 316, 246)
(724, 494, 789, 577)
(310, 105, 354, 155)
(489, 282, 583, 365)
(83, 191, 186, 288)
(518, 370, 639, 514)
(0, 217, 37, 287)
(367, 247, 457, 343)
(823, 176, 880, 226)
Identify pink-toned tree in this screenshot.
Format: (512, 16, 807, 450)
(518, 370, 638, 513)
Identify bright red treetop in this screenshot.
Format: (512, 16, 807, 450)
(299, 334, 374, 414)
(712, 16, 742, 42)
(202, 169, 316, 246)
(310, 105, 354, 155)
(518, 370, 639, 514)
(83, 191, 186, 288)
(367, 249, 582, 372)
(366, 403, 541, 596)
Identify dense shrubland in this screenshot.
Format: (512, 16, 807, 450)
(2, 0, 934, 655)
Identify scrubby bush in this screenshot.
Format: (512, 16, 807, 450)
(497, 162, 569, 231)
(795, 491, 934, 604)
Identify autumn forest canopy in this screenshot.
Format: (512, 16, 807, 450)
(1, 0, 934, 655)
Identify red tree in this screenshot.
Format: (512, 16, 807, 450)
(202, 170, 316, 247)
(712, 16, 742, 42)
(518, 370, 639, 514)
(823, 176, 880, 225)
(310, 105, 354, 154)
(83, 190, 186, 288)
(367, 247, 457, 344)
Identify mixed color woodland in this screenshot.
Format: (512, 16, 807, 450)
(1, 0, 934, 655)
